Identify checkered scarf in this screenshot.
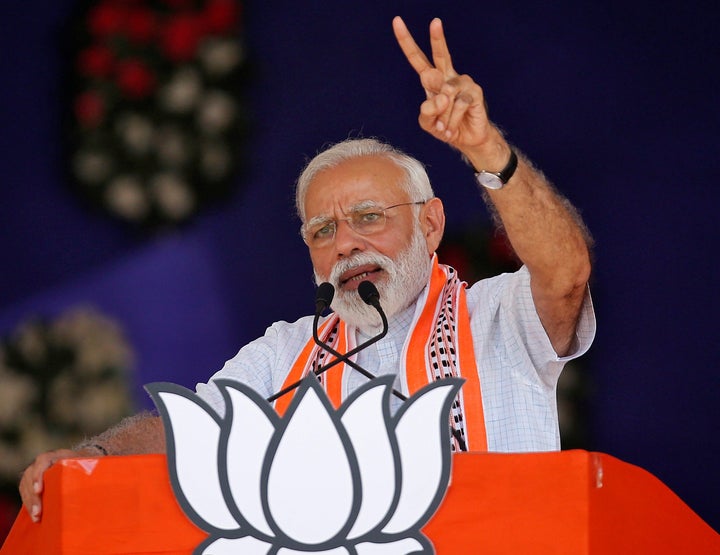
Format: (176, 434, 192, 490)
(276, 255, 488, 452)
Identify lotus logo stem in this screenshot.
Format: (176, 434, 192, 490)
(147, 375, 463, 554)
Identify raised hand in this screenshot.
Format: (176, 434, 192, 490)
(392, 16, 500, 155)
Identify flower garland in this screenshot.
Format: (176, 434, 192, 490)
(0, 307, 134, 501)
(67, 0, 247, 229)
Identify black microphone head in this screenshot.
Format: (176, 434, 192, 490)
(358, 280, 380, 307)
(315, 282, 335, 313)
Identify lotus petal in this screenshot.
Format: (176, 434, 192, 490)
(219, 381, 277, 537)
(199, 535, 272, 555)
(277, 547, 350, 555)
(381, 380, 461, 534)
(148, 384, 240, 531)
(355, 537, 428, 554)
(340, 377, 399, 539)
(266, 380, 358, 544)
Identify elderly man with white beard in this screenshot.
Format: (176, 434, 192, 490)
(19, 16, 595, 523)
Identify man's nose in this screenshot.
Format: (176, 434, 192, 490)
(333, 219, 366, 257)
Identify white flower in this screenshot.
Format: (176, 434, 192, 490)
(199, 38, 244, 77)
(47, 371, 78, 426)
(155, 125, 192, 168)
(160, 66, 203, 113)
(196, 90, 236, 135)
(115, 112, 155, 155)
(50, 307, 134, 377)
(148, 375, 461, 554)
(151, 173, 195, 220)
(75, 379, 132, 431)
(0, 370, 36, 427)
(13, 322, 46, 365)
(105, 175, 148, 220)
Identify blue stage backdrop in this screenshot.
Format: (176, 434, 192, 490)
(0, 0, 718, 532)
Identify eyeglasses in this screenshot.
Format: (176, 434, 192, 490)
(301, 200, 427, 247)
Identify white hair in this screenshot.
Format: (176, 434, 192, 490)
(295, 138, 434, 221)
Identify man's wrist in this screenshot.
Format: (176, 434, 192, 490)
(90, 443, 109, 456)
(460, 133, 513, 174)
(464, 144, 518, 190)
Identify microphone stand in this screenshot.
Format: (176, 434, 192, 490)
(266, 281, 467, 452)
(266, 300, 401, 402)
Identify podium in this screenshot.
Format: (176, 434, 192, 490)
(2, 450, 718, 554)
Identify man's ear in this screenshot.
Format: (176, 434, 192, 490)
(420, 197, 445, 254)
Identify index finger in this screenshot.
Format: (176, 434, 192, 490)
(392, 16, 432, 75)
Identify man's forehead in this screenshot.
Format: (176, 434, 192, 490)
(304, 156, 406, 209)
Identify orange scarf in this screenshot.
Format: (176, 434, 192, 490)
(276, 256, 488, 452)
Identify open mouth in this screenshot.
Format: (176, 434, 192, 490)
(339, 265, 383, 288)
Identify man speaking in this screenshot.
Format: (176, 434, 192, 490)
(20, 16, 595, 522)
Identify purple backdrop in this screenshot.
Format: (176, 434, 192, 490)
(0, 0, 718, 531)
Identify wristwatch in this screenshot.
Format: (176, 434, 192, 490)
(474, 148, 518, 190)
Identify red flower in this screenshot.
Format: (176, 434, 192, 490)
(75, 90, 106, 128)
(116, 59, 156, 98)
(161, 14, 204, 62)
(87, 1, 127, 37)
(126, 7, 157, 44)
(204, 0, 240, 34)
(77, 44, 115, 78)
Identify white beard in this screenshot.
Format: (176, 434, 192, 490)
(314, 228, 432, 331)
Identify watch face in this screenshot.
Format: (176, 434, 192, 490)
(477, 171, 504, 190)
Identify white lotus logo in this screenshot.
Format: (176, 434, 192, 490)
(147, 375, 462, 554)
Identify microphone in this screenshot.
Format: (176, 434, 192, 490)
(315, 281, 334, 315)
(266, 281, 467, 451)
(358, 280, 382, 310)
(310, 281, 404, 400)
(267, 283, 337, 402)
(267, 281, 406, 402)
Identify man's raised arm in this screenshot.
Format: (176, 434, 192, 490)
(393, 16, 592, 356)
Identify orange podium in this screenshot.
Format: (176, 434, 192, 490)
(2, 450, 718, 554)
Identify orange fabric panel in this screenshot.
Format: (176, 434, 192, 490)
(274, 318, 335, 416)
(425, 450, 591, 553)
(452, 287, 487, 451)
(404, 261, 444, 395)
(2, 452, 718, 554)
(2, 456, 206, 555)
(589, 453, 720, 553)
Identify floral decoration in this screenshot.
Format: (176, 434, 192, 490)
(66, 0, 247, 229)
(0, 307, 135, 513)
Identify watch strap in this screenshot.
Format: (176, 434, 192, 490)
(474, 148, 518, 185)
(495, 148, 518, 184)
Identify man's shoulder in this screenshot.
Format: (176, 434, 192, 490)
(465, 265, 530, 297)
(263, 313, 316, 340)
(223, 313, 317, 370)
